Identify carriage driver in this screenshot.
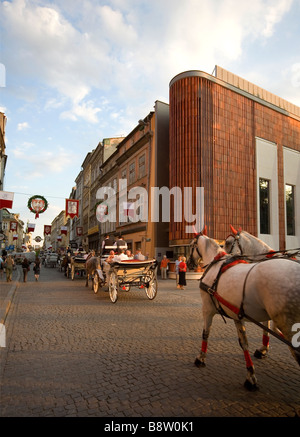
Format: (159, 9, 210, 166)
(101, 234, 115, 256)
(114, 235, 128, 253)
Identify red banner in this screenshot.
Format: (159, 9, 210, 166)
(10, 221, 17, 232)
(0, 191, 14, 210)
(76, 227, 83, 236)
(13, 234, 18, 240)
(44, 225, 51, 235)
(27, 223, 35, 233)
(61, 226, 68, 235)
(65, 199, 79, 219)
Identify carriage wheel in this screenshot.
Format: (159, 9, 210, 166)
(71, 266, 75, 280)
(93, 273, 99, 293)
(109, 272, 118, 303)
(145, 273, 158, 300)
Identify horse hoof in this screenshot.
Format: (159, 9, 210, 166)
(194, 358, 206, 368)
(254, 349, 268, 359)
(244, 380, 259, 392)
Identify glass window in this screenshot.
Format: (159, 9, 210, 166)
(286, 184, 295, 236)
(259, 178, 270, 234)
(138, 154, 146, 179)
(129, 162, 135, 184)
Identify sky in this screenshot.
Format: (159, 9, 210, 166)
(0, 0, 300, 241)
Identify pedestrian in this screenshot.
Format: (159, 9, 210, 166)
(33, 256, 41, 281)
(175, 255, 182, 288)
(4, 255, 14, 282)
(160, 255, 169, 279)
(21, 256, 30, 282)
(178, 256, 187, 290)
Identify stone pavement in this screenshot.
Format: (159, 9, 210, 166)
(0, 264, 299, 419)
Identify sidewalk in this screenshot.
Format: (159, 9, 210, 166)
(0, 266, 20, 325)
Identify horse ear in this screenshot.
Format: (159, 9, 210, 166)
(202, 225, 207, 236)
(238, 227, 242, 232)
(230, 225, 238, 235)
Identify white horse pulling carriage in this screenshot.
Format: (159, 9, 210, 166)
(188, 226, 300, 391)
(108, 259, 158, 303)
(44, 252, 59, 268)
(225, 225, 300, 359)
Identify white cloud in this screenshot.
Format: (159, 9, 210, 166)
(0, 0, 295, 126)
(17, 121, 29, 130)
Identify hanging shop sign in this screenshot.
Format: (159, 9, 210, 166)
(28, 195, 48, 218)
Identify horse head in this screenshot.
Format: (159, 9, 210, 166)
(187, 226, 213, 269)
(224, 225, 242, 255)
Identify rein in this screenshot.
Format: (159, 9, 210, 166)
(199, 254, 300, 352)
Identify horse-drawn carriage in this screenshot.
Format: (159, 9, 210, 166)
(44, 252, 59, 268)
(105, 258, 158, 303)
(68, 253, 87, 280)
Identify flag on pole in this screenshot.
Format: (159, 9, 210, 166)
(0, 191, 14, 210)
(10, 221, 17, 232)
(76, 227, 83, 236)
(13, 234, 18, 240)
(61, 226, 68, 235)
(123, 202, 135, 219)
(44, 225, 51, 235)
(65, 199, 79, 219)
(27, 223, 35, 233)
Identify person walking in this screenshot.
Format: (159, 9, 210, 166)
(175, 255, 182, 289)
(178, 256, 187, 290)
(21, 256, 30, 282)
(4, 255, 14, 282)
(160, 255, 169, 279)
(33, 256, 41, 281)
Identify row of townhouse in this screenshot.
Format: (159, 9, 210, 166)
(50, 66, 300, 262)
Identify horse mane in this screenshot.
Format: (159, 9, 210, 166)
(240, 231, 273, 252)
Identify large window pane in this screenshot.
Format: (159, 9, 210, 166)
(259, 178, 270, 234)
(286, 184, 295, 236)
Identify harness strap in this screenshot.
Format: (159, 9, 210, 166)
(200, 259, 300, 352)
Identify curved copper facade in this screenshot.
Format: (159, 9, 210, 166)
(169, 72, 215, 245)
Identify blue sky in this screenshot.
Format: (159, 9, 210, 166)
(0, 0, 300, 239)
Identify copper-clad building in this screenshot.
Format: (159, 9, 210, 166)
(169, 67, 300, 252)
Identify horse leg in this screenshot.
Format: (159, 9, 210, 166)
(234, 320, 259, 391)
(254, 321, 270, 359)
(85, 273, 89, 287)
(194, 313, 213, 368)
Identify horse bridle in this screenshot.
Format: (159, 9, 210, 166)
(225, 232, 243, 255)
(188, 233, 205, 269)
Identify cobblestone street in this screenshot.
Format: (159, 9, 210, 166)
(0, 264, 299, 419)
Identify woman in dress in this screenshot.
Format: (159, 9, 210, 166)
(178, 256, 187, 290)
